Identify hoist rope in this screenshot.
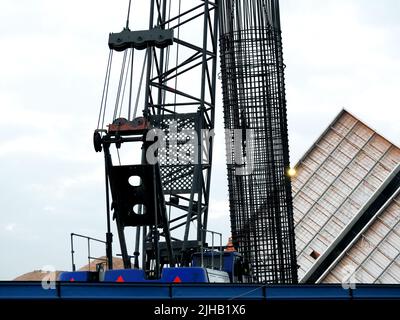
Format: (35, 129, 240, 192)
(116, 148, 122, 166)
(118, 48, 133, 118)
(113, 50, 128, 121)
(126, 0, 132, 29)
(132, 51, 148, 119)
(97, 49, 113, 130)
(127, 48, 135, 120)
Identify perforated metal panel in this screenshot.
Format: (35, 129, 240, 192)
(150, 113, 200, 194)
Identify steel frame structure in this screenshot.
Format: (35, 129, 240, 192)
(97, 0, 219, 276)
(143, 0, 219, 268)
(96, 0, 299, 283)
(218, 0, 298, 283)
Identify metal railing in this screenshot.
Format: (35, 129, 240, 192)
(200, 229, 223, 270)
(70, 233, 107, 272)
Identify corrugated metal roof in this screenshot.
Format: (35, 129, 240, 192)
(292, 109, 400, 281)
(320, 187, 400, 284)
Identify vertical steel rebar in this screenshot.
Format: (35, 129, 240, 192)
(219, 0, 298, 283)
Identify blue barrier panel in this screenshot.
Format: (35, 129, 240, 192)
(172, 284, 264, 300)
(59, 271, 92, 282)
(267, 285, 351, 300)
(162, 268, 209, 283)
(103, 269, 151, 282)
(59, 283, 171, 300)
(352, 285, 400, 300)
(0, 282, 58, 300)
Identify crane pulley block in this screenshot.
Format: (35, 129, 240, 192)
(108, 28, 174, 51)
(108, 117, 149, 136)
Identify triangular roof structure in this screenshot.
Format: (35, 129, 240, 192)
(292, 109, 400, 283)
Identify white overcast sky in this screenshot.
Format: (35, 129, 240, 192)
(0, 0, 399, 279)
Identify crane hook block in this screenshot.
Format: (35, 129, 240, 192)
(109, 28, 174, 51)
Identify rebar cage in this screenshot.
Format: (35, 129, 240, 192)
(219, 0, 298, 283)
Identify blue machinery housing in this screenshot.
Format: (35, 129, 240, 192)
(59, 267, 229, 284)
(2, 252, 397, 301)
(1, 282, 400, 300)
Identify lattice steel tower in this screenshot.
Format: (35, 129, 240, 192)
(95, 0, 219, 277)
(219, 0, 298, 283)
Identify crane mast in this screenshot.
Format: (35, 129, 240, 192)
(94, 0, 297, 283)
(95, 0, 219, 277)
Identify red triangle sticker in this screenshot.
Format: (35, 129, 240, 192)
(70, 278, 75, 282)
(173, 276, 182, 283)
(116, 275, 125, 282)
